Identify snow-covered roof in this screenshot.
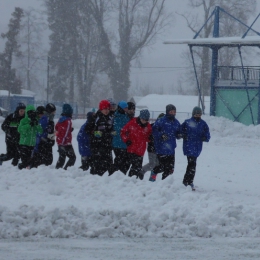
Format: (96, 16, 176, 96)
(0, 89, 35, 97)
(21, 89, 36, 97)
(136, 94, 210, 114)
(164, 36, 260, 46)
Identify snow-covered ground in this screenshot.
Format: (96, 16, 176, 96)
(1, 114, 260, 259)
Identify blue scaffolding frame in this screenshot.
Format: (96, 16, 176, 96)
(164, 6, 260, 125)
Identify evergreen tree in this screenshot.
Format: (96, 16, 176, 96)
(0, 7, 24, 94)
(46, 0, 80, 102)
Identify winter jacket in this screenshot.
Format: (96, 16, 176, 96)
(18, 105, 43, 147)
(55, 116, 73, 146)
(34, 114, 54, 151)
(121, 117, 152, 157)
(181, 117, 210, 157)
(85, 110, 113, 149)
(152, 115, 181, 155)
(77, 121, 91, 157)
(112, 108, 130, 149)
(1, 110, 24, 143)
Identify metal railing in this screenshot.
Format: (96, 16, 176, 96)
(217, 66, 260, 81)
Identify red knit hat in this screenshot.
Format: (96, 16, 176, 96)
(99, 100, 110, 110)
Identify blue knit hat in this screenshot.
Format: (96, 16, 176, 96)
(192, 106, 202, 116)
(87, 111, 94, 121)
(62, 104, 73, 116)
(139, 109, 150, 121)
(118, 100, 128, 109)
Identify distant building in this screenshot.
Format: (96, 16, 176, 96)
(0, 89, 36, 113)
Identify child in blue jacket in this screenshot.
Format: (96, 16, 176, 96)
(77, 112, 94, 171)
(181, 106, 210, 190)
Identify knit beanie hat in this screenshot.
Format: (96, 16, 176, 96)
(36, 106, 46, 115)
(99, 100, 110, 110)
(62, 104, 73, 116)
(107, 98, 117, 109)
(166, 104, 176, 114)
(139, 109, 150, 121)
(87, 111, 94, 121)
(46, 103, 56, 113)
(127, 102, 135, 110)
(192, 106, 202, 116)
(16, 102, 26, 111)
(118, 100, 128, 109)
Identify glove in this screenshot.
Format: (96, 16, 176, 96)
(71, 127, 74, 132)
(201, 136, 207, 142)
(30, 119, 38, 127)
(177, 133, 183, 139)
(111, 131, 117, 136)
(94, 131, 102, 138)
(126, 140, 132, 147)
(47, 133, 55, 140)
(161, 134, 168, 141)
(149, 146, 155, 153)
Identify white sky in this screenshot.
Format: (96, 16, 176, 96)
(0, 0, 260, 94)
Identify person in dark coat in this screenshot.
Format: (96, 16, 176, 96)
(181, 106, 210, 190)
(107, 98, 117, 117)
(77, 111, 94, 171)
(85, 100, 113, 176)
(55, 104, 76, 170)
(127, 102, 135, 119)
(138, 113, 165, 179)
(0, 103, 26, 166)
(109, 100, 130, 176)
(30, 104, 56, 168)
(150, 104, 182, 181)
(121, 109, 152, 179)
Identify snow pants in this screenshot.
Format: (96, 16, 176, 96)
(112, 148, 130, 174)
(56, 145, 76, 170)
(127, 153, 143, 178)
(153, 154, 175, 180)
(31, 140, 54, 168)
(141, 152, 159, 174)
(90, 147, 113, 176)
(183, 156, 197, 186)
(80, 156, 92, 171)
(0, 140, 20, 166)
(18, 145, 34, 169)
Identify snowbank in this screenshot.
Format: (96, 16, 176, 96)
(1, 116, 260, 239)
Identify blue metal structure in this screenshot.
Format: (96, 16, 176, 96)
(165, 7, 260, 125)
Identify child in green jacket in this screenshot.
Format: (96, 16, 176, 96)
(18, 105, 43, 169)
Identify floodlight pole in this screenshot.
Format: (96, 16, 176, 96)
(210, 6, 220, 116)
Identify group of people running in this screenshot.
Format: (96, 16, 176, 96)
(0, 98, 210, 190)
(78, 99, 210, 190)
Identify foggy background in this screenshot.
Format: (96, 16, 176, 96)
(0, 0, 260, 107)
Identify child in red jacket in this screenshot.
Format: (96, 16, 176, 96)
(55, 104, 76, 170)
(121, 109, 152, 179)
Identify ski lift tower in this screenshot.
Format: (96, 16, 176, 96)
(164, 6, 260, 125)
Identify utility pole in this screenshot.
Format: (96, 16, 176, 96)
(47, 55, 50, 102)
(84, 56, 87, 114)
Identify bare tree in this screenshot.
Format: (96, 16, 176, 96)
(17, 8, 47, 92)
(179, 0, 256, 97)
(87, 0, 171, 101)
